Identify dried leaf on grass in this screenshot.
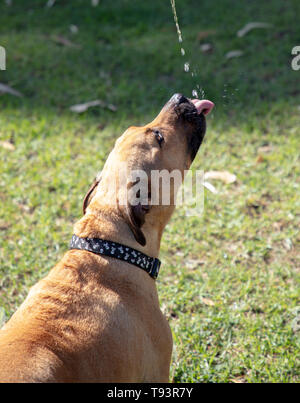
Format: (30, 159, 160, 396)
(185, 259, 205, 269)
(230, 377, 247, 383)
(70, 99, 117, 113)
(69, 25, 79, 34)
(0, 140, 15, 151)
(237, 22, 272, 38)
(257, 145, 273, 153)
(225, 50, 244, 59)
(200, 43, 213, 53)
(256, 155, 265, 164)
(46, 0, 56, 7)
(283, 238, 293, 251)
(0, 220, 11, 230)
(204, 171, 237, 184)
(202, 297, 215, 306)
(0, 83, 23, 97)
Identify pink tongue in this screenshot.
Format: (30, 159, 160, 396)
(191, 99, 214, 115)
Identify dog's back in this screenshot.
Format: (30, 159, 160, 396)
(0, 250, 172, 382)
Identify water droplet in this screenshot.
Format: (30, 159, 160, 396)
(184, 62, 190, 72)
(180, 47, 185, 56)
(192, 89, 198, 98)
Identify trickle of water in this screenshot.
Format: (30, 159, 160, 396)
(170, 0, 183, 43)
(170, 0, 203, 99)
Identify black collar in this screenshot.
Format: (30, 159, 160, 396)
(69, 235, 161, 280)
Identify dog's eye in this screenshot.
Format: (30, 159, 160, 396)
(154, 130, 164, 148)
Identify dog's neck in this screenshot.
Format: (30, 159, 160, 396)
(73, 207, 161, 258)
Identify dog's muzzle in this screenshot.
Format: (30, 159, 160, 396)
(165, 93, 214, 160)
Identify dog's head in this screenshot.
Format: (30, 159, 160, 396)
(83, 94, 214, 247)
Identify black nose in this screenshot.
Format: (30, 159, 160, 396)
(170, 93, 189, 105)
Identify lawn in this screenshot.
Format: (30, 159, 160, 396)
(0, 0, 299, 382)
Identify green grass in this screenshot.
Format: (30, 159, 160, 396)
(0, 0, 299, 383)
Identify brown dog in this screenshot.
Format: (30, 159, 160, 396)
(0, 94, 214, 382)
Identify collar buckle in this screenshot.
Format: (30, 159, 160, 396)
(149, 258, 161, 279)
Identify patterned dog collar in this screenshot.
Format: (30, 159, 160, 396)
(69, 235, 161, 280)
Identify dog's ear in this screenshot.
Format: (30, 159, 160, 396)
(123, 202, 150, 246)
(83, 178, 100, 214)
(119, 181, 151, 246)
